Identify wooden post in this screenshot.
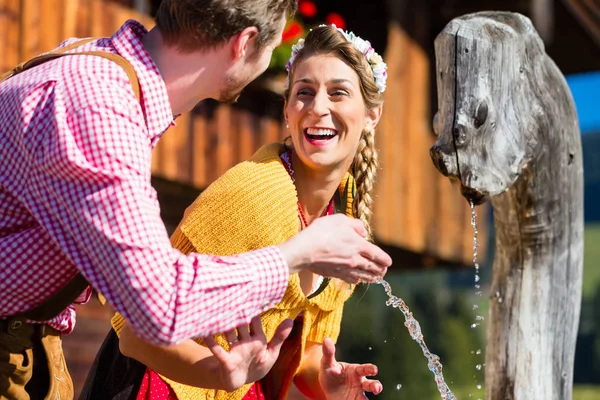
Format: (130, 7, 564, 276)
(429, 12, 584, 400)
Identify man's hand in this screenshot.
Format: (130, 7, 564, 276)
(278, 214, 392, 284)
(318, 337, 383, 399)
(204, 316, 293, 391)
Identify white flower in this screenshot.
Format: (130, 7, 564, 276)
(369, 53, 383, 65)
(353, 36, 372, 55)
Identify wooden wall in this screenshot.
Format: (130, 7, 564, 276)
(0, 0, 489, 268)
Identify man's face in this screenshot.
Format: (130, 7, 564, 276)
(219, 15, 287, 103)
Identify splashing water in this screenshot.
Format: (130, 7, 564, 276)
(376, 278, 456, 400)
(469, 200, 485, 399)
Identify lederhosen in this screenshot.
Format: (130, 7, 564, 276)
(0, 275, 89, 400)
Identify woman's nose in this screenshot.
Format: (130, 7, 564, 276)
(308, 92, 329, 117)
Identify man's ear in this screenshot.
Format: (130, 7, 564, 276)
(230, 26, 259, 60)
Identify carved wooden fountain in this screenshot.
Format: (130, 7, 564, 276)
(429, 11, 584, 400)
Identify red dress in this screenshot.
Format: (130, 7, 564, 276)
(135, 368, 265, 399)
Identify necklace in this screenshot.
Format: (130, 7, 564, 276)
(280, 149, 334, 228)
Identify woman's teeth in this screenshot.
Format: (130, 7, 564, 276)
(305, 128, 337, 140)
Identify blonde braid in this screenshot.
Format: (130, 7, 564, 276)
(352, 129, 378, 242)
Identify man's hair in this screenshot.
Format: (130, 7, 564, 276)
(156, 0, 297, 52)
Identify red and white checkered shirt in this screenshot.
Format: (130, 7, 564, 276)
(0, 20, 288, 344)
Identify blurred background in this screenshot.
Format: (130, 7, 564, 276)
(1, 0, 598, 398)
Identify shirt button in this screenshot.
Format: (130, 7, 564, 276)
(10, 320, 23, 330)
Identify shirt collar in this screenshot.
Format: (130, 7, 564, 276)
(109, 20, 176, 145)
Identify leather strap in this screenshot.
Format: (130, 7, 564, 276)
(1, 38, 140, 101)
(18, 274, 91, 321)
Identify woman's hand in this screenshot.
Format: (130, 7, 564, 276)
(119, 317, 292, 391)
(205, 316, 293, 391)
(318, 338, 382, 399)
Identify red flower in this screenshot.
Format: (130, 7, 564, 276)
(282, 20, 304, 42)
(298, 1, 317, 18)
(325, 12, 346, 30)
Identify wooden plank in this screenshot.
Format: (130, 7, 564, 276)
(5, 0, 19, 70)
(238, 110, 256, 162)
(229, 108, 241, 167)
(150, 136, 163, 178)
(260, 115, 280, 146)
(191, 112, 207, 188)
(155, 113, 191, 182)
(109, 1, 135, 32)
(76, 0, 91, 37)
(402, 27, 431, 253)
(19, 0, 40, 62)
(204, 107, 219, 185)
(90, 0, 105, 38)
(373, 22, 407, 247)
(215, 105, 233, 178)
(62, 0, 78, 39)
(40, 0, 63, 52)
(0, 0, 10, 72)
(175, 113, 192, 183)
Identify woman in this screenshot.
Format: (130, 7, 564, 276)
(82, 24, 387, 399)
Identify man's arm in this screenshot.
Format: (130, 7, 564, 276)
(21, 82, 288, 345)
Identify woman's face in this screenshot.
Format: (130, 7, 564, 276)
(285, 53, 380, 173)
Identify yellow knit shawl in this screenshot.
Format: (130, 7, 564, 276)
(112, 142, 355, 399)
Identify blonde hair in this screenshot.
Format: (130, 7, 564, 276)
(284, 25, 383, 240)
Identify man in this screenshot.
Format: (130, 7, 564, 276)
(0, 0, 391, 397)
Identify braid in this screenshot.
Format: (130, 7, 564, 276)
(352, 129, 378, 242)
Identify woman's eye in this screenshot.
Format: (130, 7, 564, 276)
(330, 90, 348, 97)
(297, 89, 313, 96)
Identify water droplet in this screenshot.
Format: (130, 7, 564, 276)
(383, 340, 387, 343)
(474, 275, 480, 282)
(476, 349, 481, 355)
(472, 304, 479, 310)
(471, 323, 479, 329)
(368, 346, 372, 350)
(477, 384, 482, 389)
(476, 365, 482, 370)
(396, 384, 402, 390)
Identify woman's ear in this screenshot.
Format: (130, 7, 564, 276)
(364, 105, 383, 132)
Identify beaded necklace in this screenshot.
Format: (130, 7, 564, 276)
(280, 149, 334, 228)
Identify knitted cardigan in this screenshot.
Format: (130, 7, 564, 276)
(112, 142, 355, 400)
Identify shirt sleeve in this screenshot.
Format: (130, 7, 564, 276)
(21, 81, 289, 345)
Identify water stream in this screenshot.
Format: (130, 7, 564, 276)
(377, 278, 457, 400)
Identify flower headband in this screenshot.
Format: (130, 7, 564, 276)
(284, 24, 388, 93)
